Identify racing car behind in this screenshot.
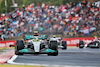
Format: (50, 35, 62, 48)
(78, 36, 100, 48)
(48, 35, 67, 49)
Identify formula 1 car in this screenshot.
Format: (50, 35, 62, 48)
(78, 40, 100, 48)
(48, 35, 67, 49)
(15, 32, 58, 56)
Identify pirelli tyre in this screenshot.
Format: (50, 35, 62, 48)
(48, 41, 58, 56)
(15, 40, 24, 55)
(79, 41, 84, 48)
(62, 41, 67, 49)
(49, 41, 58, 50)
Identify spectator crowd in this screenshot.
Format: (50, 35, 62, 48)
(0, 0, 100, 40)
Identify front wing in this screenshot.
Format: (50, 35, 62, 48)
(17, 48, 57, 54)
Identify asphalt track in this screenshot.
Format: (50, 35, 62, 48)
(8, 47, 100, 67)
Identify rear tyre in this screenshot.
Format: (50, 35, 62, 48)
(97, 43, 100, 48)
(48, 41, 58, 56)
(15, 40, 24, 55)
(62, 41, 67, 49)
(79, 41, 84, 49)
(95, 41, 100, 48)
(76, 43, 79, 47)
(53, 50, 58, 56)
(49, 41, 58, 50)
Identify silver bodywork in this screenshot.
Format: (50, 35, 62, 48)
(25, 36, 46, 52)
(84, 40, 100, 47)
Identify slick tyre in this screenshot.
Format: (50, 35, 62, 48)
(94, 41, 100, 48)
(49, 41, 58, 50)
(48, 41, 58, 56)
(79, 41, 84, 48)
(98, 43, 100, 48)
(16, 40, 24, 50)
(15, 40, 24, 55)
(62, 41, 67, 49)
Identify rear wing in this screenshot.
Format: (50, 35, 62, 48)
(23, 35, 46, 40)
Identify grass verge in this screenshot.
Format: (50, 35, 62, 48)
(0, 47, 14, 50)
(0, 64, 42, 67)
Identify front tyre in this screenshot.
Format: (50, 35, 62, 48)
(49, 41, 58, 50)
(62, 41, 67, 49)
(48, 41, 58, 56)
(15, 40, 24, 55)
(79, 41, 84, 49)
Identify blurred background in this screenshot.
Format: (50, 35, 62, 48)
(0, 0, 100, 40)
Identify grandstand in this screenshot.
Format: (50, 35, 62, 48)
(0, 0, 100, 40)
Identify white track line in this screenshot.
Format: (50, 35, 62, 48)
(7, 55, 94, 67)
(7, 55, 57, 66)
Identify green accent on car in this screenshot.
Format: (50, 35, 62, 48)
(19, 49, 29, 52)
(19, 48, 55, 53)
(45, 48, 55, 52)
(25, 35, 45, 39)
(15, 41, 17, 50)
(39, 35, 45, 39)
(15, 44, 16, 49)
(25, 35, 30, 39)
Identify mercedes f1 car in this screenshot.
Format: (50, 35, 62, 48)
(15, 32, 58, 56)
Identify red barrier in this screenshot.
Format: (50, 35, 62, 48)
(0, 37, 99, 47)
(0, 40, 15, 48)
(62, 37, 96, 46)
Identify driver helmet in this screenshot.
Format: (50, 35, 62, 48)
(34, 31, 38, 36)
(36, 38, 39, 41)
(94, 36, 97, 38)
(53, 35, 56, 38)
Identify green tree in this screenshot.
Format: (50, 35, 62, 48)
(0, 0, 10, 14)
(0, 0, 99, 14)
(0, 0, 6, 14)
